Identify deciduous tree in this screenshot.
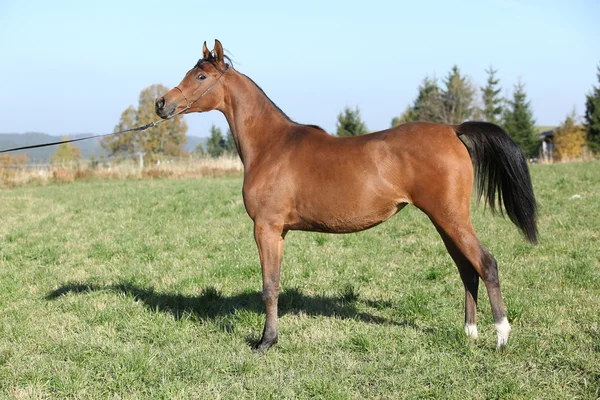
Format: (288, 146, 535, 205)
(51, 137, 81, 163)
(103, 84, 188, 162)
(0, 153, 28, 183)
(554, 110, 587, 161)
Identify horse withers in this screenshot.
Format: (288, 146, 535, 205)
(155, 40, 537, 352)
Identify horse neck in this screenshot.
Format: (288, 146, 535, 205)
(218, 71, 293, 167)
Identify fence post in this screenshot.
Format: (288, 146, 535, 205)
(136, 152, 144, 169)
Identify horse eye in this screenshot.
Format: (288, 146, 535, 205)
(197, 74, 206, 81)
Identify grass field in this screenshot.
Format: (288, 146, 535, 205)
(1, 161, 599, 399)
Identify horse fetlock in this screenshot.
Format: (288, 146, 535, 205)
(495, 317, 511, 348)
(256, 334, 278, 353)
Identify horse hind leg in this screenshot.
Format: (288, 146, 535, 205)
(432, 219, 511, 348)
(435, 226, 480, 339)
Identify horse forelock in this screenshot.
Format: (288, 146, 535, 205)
(195, 53, 234, 71)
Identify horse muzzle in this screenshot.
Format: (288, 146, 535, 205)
(155, 97, 176, 119)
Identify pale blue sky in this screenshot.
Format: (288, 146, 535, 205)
(0, 0, 598, 138)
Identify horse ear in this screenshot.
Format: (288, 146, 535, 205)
(202, 41, 211, 59)
(213, 39, 224, 63)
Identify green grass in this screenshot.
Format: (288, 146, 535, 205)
(1, 161, 599, 399)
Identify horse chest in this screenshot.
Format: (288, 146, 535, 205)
(241, 174, 291, 222)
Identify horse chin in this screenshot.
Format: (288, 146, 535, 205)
(156, 104, 177, 119)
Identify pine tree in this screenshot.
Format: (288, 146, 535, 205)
(502, 80, 538, 157)
(584, 65, 600, 154)
(481, 66, 503, 124)
(391, 106, 414, 127)
(392, 77, 442, 125)
(336, 106, 368, 136)
(554, 109, 587, 161)
(413, 77, 443, 123)
(206, 124, 225, 157)
(51, 137, 82, 164)
(224, 128, 237, 155)
(440, 65, 475, 124)
(103, 84, 188, 162)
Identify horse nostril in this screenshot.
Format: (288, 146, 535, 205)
(156, 97, 165, 110)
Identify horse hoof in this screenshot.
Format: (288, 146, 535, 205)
(464, 324, 478, 339)
(255, 336, 278, 353)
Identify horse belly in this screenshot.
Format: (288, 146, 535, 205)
(290, 192, 407, 234)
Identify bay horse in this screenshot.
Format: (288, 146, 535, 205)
(155, 40, 537, 352)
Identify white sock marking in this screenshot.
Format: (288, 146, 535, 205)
(464, 323, 478, 339)
(495, 317, 511, 348)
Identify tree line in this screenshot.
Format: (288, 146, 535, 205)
(339, 65, 600, 161)
(26, 64, 598, 165)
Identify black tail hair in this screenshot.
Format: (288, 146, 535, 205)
(455, 121, 538, 243)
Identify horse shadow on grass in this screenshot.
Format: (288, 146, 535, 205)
(46, 281, 430, 342)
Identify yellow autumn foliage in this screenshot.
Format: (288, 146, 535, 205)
(554, 111, 587, 161)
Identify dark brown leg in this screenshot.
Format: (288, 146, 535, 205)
(434, 220, 510, 347)
(254, 221, 286, 353)
(435, 225, 480, 339)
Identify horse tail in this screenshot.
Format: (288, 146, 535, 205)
(454, 121, 538, 243)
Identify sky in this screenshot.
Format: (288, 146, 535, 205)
(0, 0, 598, 138)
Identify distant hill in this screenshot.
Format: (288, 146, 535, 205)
(0, 132, 207, 163)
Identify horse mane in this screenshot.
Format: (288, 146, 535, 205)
(242, 74, 327, 133)
(196, 54, 326, 133)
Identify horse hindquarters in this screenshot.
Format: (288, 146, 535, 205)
(408, 129, 511, 348)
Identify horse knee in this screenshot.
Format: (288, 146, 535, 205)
(262, 286, 279, 304)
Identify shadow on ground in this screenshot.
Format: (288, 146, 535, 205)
(46, 281, 424, 331)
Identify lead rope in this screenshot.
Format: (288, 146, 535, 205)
(0, 64, 228, 154)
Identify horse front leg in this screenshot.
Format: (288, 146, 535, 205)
(254, 221, 286, 352)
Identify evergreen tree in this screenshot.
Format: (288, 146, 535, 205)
(51, 137, 82, 163)
(392, 77, 442, 125)
(336, 106, 368, 136)
(224, 128, 237, 155)
(103, 84, 188, 162)
(481, 66, 503, 124)
(584, 65, 600, 154)
(554, 109, 587, 161)
(502, 80, 538, 157)
(194, 143, 205, 155)
(391, 106, 413, 127)
(413, 76, 443, 123)
(206, 124, 225, 157)
(440, 65, 475, 124)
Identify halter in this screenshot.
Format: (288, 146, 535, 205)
(170, 63, 229, 117)
(0, 63, 229, 154)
